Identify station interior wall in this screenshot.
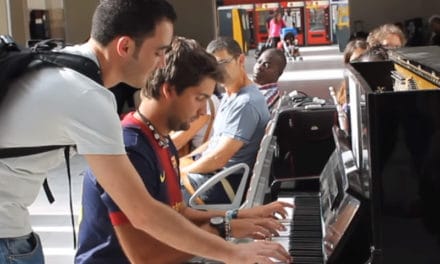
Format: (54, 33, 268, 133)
(0, 0, 439, 47)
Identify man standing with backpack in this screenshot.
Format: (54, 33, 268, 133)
(0, 1, 290, 264)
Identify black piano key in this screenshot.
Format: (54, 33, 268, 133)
(292, 250, 323, 256)
(289, 241, 322, 250)
(292, 226, 321, 232)
(287, 195, 324, 264)
(291, 256, 324, 264)
(291, 231, 322, 238)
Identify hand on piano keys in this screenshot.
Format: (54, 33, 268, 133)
(239, 200, 295, 220)
(228, 199, 294, 240)
(269, 196, 325, 264)
(231, 217, 288, 240)
(229, 198, 294, 263)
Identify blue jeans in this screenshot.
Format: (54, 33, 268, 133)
(0, 232, 44, 264)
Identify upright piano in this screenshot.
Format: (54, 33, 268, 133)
(271, 126, 371, 264)
(346, 46, 440, 263)
(269, 46, 440, 264)
(189, 46, 440, 264)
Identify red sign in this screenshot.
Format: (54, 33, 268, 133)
(223, 0, 282, 5)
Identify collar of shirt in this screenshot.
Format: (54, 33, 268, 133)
(259, 82, 278, 91)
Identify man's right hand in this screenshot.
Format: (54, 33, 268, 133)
(226, 240, 292, 264)
(231, 218, 285, 239)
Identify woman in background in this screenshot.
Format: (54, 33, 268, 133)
(268, 11, 285, 48)
(336, 39, 369, 106)
(367, 23, 406, 50)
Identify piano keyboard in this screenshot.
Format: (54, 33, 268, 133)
(188, 195, 324, 264)
(272, 195, 324, 264)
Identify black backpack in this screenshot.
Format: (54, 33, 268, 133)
(0, 35, 102, 247)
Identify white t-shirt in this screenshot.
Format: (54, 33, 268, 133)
(0, 43, 125, 237)
(283, 14, 294, 28)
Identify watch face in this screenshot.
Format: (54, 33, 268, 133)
(210, 216, 224, 225)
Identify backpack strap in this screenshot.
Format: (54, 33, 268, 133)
(0, 36, 102, 249)
(42, 179, 55, 204)
(0, 145, 70, 205)
(63, 146, 77, 248)
(0, 145, 70, 158)
(36, 51, 102, 85)
(0, 145, 73, 204)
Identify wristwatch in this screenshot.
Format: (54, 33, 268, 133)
(209, 216, 226, 238)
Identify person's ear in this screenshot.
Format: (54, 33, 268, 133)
(237, 54, 246, 66)
(115, 36, 135, 57)
(162, 83, 175, 99)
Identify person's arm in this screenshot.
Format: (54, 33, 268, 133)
(85, 154, 237, 261)
(181, 136, 243, 174)
(86, 155, 292, 263)
(170, 114, 210, 150)
(114, 223, 195, 264)
(185, 140, 210, 157)
(181, 201, 293, 223)
(180, 206, 285, 239)
(114, 216, 285, 263)
(182, 100, 260, 174)
(266, 18, 272, 34)
(115, 220, 261, 264)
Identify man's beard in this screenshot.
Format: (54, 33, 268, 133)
(168, 116, 190, 132)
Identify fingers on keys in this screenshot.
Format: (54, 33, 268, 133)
(255, 240, 292, 263)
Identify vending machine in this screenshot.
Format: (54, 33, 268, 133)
(281, 1, 305, 46)
(252, 2, 280, 45)
(304, 1, 332, 45)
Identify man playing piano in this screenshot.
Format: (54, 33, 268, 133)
(75, 36, 293, 264)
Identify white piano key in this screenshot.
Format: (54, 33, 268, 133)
(277, 196, 295, 220)
(271, 236, 290, 250)
(270, 237, 291, 263)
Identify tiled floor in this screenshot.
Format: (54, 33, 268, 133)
(28, 44, 344, 264)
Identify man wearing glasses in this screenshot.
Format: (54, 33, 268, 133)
(181, 37, 270, 204)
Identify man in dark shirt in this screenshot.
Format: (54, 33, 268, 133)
(76, 37, 292, 264)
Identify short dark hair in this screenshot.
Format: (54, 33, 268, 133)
(91, 0, 177, 47)
(144, 36, 223, 99)
(206, 37, 242, 57)
(343, 39, 368, 63)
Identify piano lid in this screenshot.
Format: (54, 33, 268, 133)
(389, 46, 440, 87)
